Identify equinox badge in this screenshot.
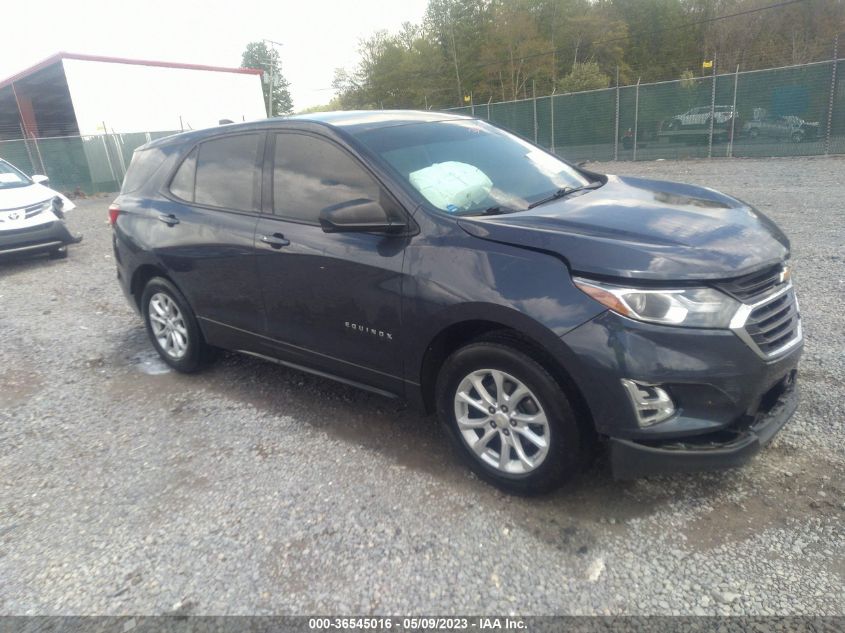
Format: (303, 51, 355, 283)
(345, 321, 393, 341)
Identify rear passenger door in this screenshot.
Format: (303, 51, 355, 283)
(157, 132, 266, 339)
(253, 131, 408, 395)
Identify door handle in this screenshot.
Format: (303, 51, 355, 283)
(158, 213, 180, 226)
(260, 233, 290, 248)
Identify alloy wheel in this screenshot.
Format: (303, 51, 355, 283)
(453, 369, 550, 474)
(148, 292, 189, 359)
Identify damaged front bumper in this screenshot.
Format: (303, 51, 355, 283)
(0, 220, 72, 256)
(610, 370, 798, 479)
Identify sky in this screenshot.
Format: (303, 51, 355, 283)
(0, 0, 430, 111)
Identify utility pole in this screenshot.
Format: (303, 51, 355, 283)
(633, 78, 640, 162)
(728, 64, 739, 158)
(268, 64, 273, 117)
(614, 66, 620, 161)
(262, 38, 284, 118)
(825, 34, 839, 155)
(708, 54, 716, 159)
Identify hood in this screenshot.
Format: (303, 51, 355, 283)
(457, 175, 789, 281)
(0, 182, 75, 212)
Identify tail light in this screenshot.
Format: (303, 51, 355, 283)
(108, 203, 120, 226)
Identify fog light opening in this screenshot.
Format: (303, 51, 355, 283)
(621, 379, 676, 427)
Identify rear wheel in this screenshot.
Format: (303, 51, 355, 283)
(435, 340, 583, 494)
(141, 277, 212, 373)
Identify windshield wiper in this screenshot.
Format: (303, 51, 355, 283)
(481, 206, 515, 215)
(527, 181, 602, 209)
(460, 206, 518, 216)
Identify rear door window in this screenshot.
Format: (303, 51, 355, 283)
(173, 134, 261, 211)
(169, 147, 197, 201)
(121, 148, 166, 194)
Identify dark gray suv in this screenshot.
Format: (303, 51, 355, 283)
(110, 111, 802, 494)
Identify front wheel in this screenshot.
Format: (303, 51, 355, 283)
(141, 277, 212, 373)
(435, 340, 584, 494)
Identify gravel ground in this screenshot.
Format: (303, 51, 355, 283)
(1, 157, 843, 616)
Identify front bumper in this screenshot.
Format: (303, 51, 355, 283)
(559, 309, 802, 477)
(0, 220, 70, 256)
(610, 370, 798, 479)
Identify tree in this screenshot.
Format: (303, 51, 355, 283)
(329, 0, 845, 111)
(480, 0, 554, 101)
(296, 98, 343, 114)
(425, 0, 492, 104)
(241, 41, 293, 116)
(557, 61, 611, 93)
(678, 69, 704, 110)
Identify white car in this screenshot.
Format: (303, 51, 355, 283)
(668, 105, 736, 129)
(0, 159, 78, 259)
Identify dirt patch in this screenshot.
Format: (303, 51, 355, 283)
(682, 449, 845, 550)
(0, 364, 41, 409)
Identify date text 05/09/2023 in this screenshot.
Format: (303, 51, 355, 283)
(308, 617, 527, 630)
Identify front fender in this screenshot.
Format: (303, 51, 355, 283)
(401, 218, 604, 385)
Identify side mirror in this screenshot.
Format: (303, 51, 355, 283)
(32, 174, 49, 185)
(319, 198, 406, 234)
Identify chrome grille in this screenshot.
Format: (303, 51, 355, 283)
(25, 202, 47, 218)
(727, 268, 802, 359)
(718, 264, 783, 301)
(745, 288, 800, 355)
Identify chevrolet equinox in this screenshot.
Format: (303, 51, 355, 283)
(111, 111, 802, 494)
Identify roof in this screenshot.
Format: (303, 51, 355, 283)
(141, 110, 475, 150)
(288, 110, 466, 128)
(0, 52, 263, 91)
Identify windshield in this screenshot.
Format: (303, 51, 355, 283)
(354, 119, 592, 215)
(0, 160, 33, 190)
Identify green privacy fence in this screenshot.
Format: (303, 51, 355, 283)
(1, 59, 841, 192)
(447, 59, 845, 163)
(0, 130, 179, 194)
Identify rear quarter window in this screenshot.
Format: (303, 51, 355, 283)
(121, 148, 166, 194)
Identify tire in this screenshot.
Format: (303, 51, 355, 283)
(141, 276, 212, 373)
(49, 247, 68, 260)
(791, 132, 803, 143)
(435, 339, 584, 495)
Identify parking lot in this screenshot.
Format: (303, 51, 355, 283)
(1, 156, 843, 616)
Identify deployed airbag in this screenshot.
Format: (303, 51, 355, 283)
(409, 161, 493, 212)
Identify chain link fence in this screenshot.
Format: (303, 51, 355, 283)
(447, 57, 845, 163)
(1, 55, 843, 193)
(0, 130, 179, 195)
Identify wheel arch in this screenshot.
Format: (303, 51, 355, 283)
(417, 319, 596, 441)
(130, 263, 174, 310)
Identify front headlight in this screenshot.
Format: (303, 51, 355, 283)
(573, 277, 740, 328)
